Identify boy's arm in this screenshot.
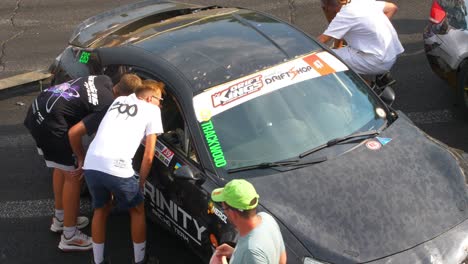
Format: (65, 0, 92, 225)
(383, 2, 398, 19)
(139, 133, 157, 189)
(68, 121, 87, 175)
(318, 34, 333, 44)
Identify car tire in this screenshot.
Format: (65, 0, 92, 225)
(457, 60, 468, 120)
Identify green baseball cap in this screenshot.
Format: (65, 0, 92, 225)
(211, 179, 259, 210)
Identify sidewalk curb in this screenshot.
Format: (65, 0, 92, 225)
(0, 70, 52, 91)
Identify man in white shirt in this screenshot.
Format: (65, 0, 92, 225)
(83, 80, 165, 264)
(321, 0, 398, 23)
(318, 0, 404, 75)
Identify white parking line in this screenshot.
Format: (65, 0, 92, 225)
(0, 199, 91, 219)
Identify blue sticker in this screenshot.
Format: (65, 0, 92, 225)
(376, 137, 392, 146)
(174, 162, 181, 170)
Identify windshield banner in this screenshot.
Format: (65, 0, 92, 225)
(193, 51, 348, 122)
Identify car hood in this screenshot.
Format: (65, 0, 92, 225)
(248, 116, 468, 263)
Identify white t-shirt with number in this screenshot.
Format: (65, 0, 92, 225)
(323, 0, 404, 62)
(84, 93, 163, 178)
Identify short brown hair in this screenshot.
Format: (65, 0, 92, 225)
(114, 73, 142, 96)
(136, 79, 166, 97)
(224, 201, 257, 219)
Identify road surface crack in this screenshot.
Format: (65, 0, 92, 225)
(0, 0, 25, 73)
(288, 0, 296, 24)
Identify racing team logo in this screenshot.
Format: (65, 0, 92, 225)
(211, 75, 263, 107)
(264, 65, 313, 84)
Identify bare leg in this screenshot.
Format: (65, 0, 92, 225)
(53, 168, 64, 210)
(129, 202, 146, 243)
(92, 202, 112, 243)
(63, 172, 81, 228)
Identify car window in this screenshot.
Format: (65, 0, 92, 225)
(157, 92, 200, 164)
(193, 52, 388, 170)
(439, 0, 468, 30)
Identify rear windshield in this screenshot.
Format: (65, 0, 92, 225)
(439, 0, 468, 30)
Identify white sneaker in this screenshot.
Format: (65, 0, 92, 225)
(50, 216, 89, 233)
(58, 230, 92, 251)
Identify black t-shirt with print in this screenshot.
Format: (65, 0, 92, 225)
(24, 75, 114, 138)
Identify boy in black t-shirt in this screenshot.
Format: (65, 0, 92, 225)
(24, 74, 142, 251)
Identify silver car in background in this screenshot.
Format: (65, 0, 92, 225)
(424, 0, 468, 118)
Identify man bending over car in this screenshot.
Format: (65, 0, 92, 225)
(83, 80, 165, 264)
(23, 73, 141, 252)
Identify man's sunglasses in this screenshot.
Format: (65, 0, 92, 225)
(152, 95, 164, 102)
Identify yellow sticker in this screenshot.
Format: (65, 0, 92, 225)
(199, 109, 212, 122)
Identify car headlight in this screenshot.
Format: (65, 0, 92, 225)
(303, 257, 330, 264)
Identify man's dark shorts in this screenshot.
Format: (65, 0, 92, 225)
(32, 131, 76, 171)
(84, 169, 144, 210)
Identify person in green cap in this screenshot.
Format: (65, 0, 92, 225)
(209, 179, 287, 264)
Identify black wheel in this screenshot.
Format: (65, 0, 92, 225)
(457, 60, 468, 120)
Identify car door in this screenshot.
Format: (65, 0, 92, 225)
(124, 68, 237, 260)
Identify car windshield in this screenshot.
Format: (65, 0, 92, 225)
(193, 52, 388, 170)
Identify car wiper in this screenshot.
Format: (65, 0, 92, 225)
(299, 129, 380, 158)
(227, 156, 327, 173)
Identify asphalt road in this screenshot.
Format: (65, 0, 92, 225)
(1, 0, 468, 264)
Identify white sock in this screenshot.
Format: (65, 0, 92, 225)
(133, 241, 146, 263)
(93, 241, 105, 264)
(63, 226, 76, 239)
(54, 209, 64, 222)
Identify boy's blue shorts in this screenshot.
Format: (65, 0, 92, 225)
(84, 169, 144, 210)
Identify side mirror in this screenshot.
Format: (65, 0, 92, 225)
(379, 86, 396, 106)
(173, 165, 204, 183)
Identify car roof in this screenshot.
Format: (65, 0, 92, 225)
(74, 1, 322, 92)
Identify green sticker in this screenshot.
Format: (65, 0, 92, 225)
(79, 51, 90, 64)
(201, 120, 227, 168)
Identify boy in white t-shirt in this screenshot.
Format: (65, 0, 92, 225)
(318, 0, 404, 75)
(83, 80, 165, 264)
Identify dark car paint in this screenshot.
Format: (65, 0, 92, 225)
(134, 8, 321, 91)
(72, 4, 321, 93)
(50, 1, 468, 263)
(69, 0, 203, 48)
(232, 116, 467, 263)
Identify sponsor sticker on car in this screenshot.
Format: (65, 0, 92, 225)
(155, 141, 174, 166)
(193, 51, 348, 122)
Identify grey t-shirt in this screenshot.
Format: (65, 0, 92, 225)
(229, 212, 285, 264)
